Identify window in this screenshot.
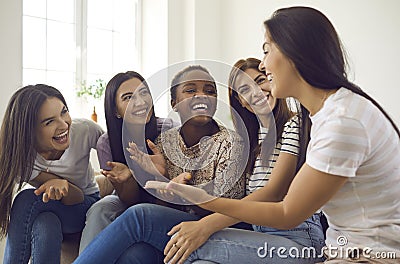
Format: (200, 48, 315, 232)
(23, 0, 140, 120)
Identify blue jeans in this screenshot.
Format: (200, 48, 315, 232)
(79, 194, 128, 253)
(3, 188, 99, 264)
(75, 203, 325, 264)
(74, 203, 201, 264)
(186, 213, 325, 263)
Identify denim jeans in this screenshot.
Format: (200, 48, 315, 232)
(75, 203, 325, 264)
(3, 188, 99, 264)
(186, 213, 325, 263)
(74, 203, 201, 264)
(79, 194, 128, 253)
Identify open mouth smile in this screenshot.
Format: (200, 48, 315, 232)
(192, 103, 208, 110)
(132, 108, 148, 116)
(53, 130, 68, 144)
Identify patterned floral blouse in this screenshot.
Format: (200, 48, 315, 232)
(154, 123, 246, 199)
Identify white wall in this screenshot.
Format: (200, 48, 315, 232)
(0, 0, 22, 258)
(0, 0, 22, 123)
(217, 0, 400, 125)
(144, 0, 399, 125)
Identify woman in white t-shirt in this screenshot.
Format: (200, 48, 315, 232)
(146, 6, 400, 263)
(0, 84, 104, 263)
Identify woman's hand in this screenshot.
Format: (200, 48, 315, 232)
(157, 172, 192, 201)
(34, 178, 69, 203)
(145, 180, 215, 205)
(127, 140, 166, 176)
(102, 161, 133, 183)
(163, 221, 213, 264)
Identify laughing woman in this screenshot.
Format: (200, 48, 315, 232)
(0, 85, 103, 264)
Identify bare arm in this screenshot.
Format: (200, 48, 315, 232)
(163, 152, 298, 264)
(30, 171, 84, 205)
(185, 152, 297, 233)
(203, 164, 346, 229)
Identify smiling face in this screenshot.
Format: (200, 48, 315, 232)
(115, 77, 153, 125)
(234, 68, 276, 115)
(35, 97, 72, 159)
(259, 32, 301, 99)
(172, 69, 217, 126)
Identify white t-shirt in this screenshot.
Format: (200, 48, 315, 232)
(307, 88, 400, 254)
(31, 118, 104, 195)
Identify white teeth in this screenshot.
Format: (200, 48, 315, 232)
(254, 97, 268, 106)
(267, 74, 273, 82)
(193, 104, 208, 110)
(54, 130, 68, 139)
(133, 109, 146, 115)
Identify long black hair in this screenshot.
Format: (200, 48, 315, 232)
(0, 84, 67, 238)
(104, 71, 158, 164)
(264, 6, 399, 140)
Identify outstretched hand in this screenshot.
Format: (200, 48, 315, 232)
(127, 140, 166, 176)
(144, 180, 215, 205)
(157, 172, 192, 202)
(102, 161, 133, 183)
(34, 178, 69, 203)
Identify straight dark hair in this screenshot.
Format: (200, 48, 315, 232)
(264, 6, 399, 138)
(0, 84, 68, 238)
(228, 58, 298, 175)
(104, 71, 158, 164)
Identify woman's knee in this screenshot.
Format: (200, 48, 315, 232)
(10, 188, 38, 213)
(86, 198, 126, 223)
(13, 188, 37, 203)
(32, 212, 62, 238)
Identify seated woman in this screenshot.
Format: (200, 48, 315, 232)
(79, 71, 175, 252)
(0, 84, 103, 264)
(74, 65, 247, 263)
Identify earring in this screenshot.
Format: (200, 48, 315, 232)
(116, 114, 122, 119)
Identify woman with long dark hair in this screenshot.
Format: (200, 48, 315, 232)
(79, 71, 175, 252)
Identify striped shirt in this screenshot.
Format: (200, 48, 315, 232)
(246, 115, 300, 194)
(307, 88, 400, 255)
